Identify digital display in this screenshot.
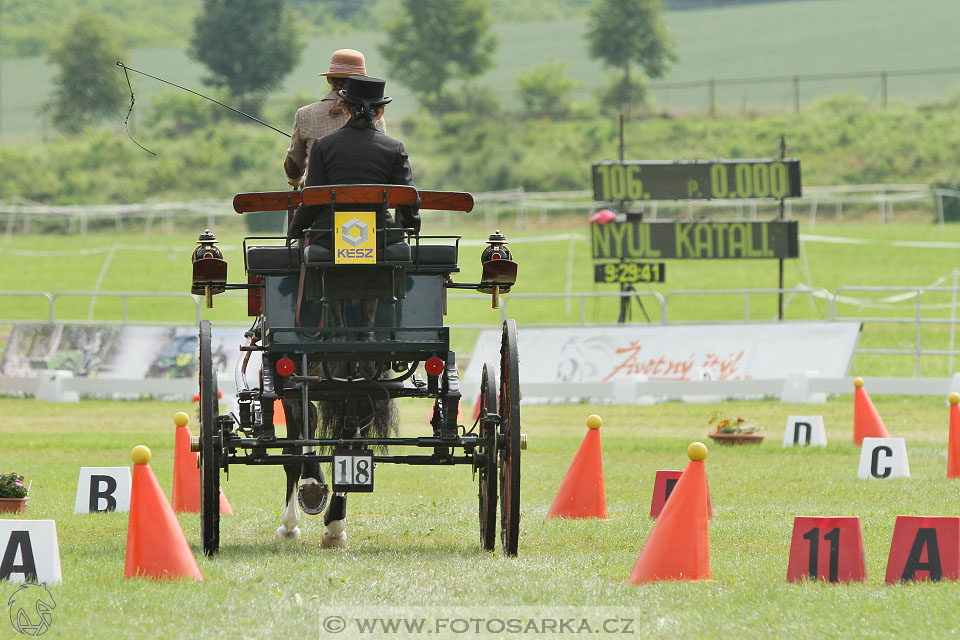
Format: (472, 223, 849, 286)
(594, 262, 665, 284)
(592, 159, 802, 201)
(591, 220, 798, 260)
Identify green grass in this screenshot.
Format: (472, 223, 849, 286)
(3, 396, 960, 638)
(4, 218, 960, 375)
(5, 0, 960, 136)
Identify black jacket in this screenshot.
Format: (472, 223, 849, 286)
(287, 121, 420, 243)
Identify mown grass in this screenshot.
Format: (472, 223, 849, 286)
(4, 217, 960, 376)
(2, 396, 960, 638)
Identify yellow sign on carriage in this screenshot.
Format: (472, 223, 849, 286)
(334, 211, 377, 264)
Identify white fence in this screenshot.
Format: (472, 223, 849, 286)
(0, 183, 954, 237)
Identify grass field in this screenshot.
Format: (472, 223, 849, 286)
(3, 396, 960, 638)
(4, 215, 960, 376)
(5, 0, 960, 135)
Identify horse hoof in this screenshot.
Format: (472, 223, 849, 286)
(276, 526, 301, 540)
(298, 481, 329, 515)
(321, 531, 347, 549)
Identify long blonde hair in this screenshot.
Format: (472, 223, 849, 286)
(328, 77, 350, 117)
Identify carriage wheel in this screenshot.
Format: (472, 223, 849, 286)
(498, 319, 521, 556)
(478, 363, 498, 551)
(199, 320, 221, 556)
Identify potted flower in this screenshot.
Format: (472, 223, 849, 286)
(0, 472, 30, 513)
(707, 414, 765, 445)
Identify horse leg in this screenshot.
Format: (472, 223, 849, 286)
(277, 462, 301, 539)
(296, 402, 327, 515)
(275, 399, 316, 538)
(321, 493, 348, 548)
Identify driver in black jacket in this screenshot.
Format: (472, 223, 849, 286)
(287, 75, 420, 245)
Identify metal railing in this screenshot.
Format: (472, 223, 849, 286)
(5, 286, 960, 376)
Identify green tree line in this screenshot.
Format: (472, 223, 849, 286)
(5, 92, 960, 206)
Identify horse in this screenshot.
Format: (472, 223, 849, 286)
(275, 377, 397, 548)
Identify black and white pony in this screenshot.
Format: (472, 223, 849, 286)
(275, 394, 397, 547)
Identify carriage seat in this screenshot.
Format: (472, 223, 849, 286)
(246, 245, 301, 274)
(303, 242, 411, 264)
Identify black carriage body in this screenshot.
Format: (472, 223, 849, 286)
(197, 185, 521, 557)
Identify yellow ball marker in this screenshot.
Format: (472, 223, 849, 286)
(131, 445, 152, 465)
(950, 392, 960, 406)
(173, 411, 190, 427)
(586, 414, 602, 430)
(853, 377, 864, 388)
(687, 441, 708, 461)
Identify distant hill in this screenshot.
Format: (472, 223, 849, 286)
(1, 0, 816, 59)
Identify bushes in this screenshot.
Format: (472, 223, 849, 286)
(7, 94, 960, 204)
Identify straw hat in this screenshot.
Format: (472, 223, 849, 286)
(318, 49, 367, 78)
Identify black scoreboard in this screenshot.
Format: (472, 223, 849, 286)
(592, 159, 802, 202)
(591, 220, 799, 260)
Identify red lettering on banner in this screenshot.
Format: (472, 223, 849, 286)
(603, 343, 750, 382)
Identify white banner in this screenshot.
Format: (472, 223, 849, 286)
(464, 322, 860, 400)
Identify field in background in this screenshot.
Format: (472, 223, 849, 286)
(4, 215, 960, 376)
(2, 396, 960, 638)
(5, 0, 960, 135)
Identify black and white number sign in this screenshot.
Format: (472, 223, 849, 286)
(332, 450, 375, 492)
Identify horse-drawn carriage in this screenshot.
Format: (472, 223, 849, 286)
(191, 184, 522, 556)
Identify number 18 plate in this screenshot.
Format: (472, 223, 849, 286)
(332, 450, 375, 492)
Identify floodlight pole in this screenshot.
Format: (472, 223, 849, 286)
(778, 135, 787, 320)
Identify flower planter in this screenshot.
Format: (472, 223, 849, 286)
(707, 431, 765, 446)
(0, 497, 28, 513)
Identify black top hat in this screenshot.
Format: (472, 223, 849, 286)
(338, 76, 392, 108)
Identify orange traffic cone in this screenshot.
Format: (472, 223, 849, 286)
(125, 445, 202, 580)
(628, 442, 711, 583)
(949, 393, 960, 478)
(273, 399, 287, 426)
(547, 414, 607, 519)
(171, 412, 233, 515)
(853, 377, 890, 445)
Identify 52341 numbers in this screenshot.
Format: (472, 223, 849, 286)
(594, 262, 665, 284)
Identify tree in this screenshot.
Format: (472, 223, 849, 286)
(585, 0, 677, 115)
(46, 12, 129, 133)
(515, 58, 580, 119)
(379, 0, 497, 107)
(189, 0, 302, 116)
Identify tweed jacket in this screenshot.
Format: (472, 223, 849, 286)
(284, 89, 387, 185)
(287, 121, 420, 245)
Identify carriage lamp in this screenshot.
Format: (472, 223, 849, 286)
(479, 230, 518, 309)
(275, 357, 296, 377)
(191, 229, 228, 308)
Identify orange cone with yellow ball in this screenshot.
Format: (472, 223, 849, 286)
(171, 412, 233, 514)
(853, 377, 890, 445)
(949, 392, 960, 478)
(125, 445, 202, 580)
(628, 442, 711, 584)
(547, 414, 607, 519)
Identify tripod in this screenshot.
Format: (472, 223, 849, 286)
(617, 283, 651, 323)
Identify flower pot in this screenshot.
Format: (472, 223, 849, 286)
(0, 497, 28, 513)
(707, 431, 765, 446)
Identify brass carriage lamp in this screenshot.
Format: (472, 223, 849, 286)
(479, 230, 518, 309)
(191, 229, 228, 308)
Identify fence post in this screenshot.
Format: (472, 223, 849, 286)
(793, 75, 800, 114)
(708, 79, 716, 118)
(915, 288, 923, 377)
(881, 71, 888, 108)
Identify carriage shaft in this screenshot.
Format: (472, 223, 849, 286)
(231, 454, 475, 466)
(226, 435, 480, 449)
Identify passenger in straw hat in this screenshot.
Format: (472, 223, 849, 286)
(283, 49, 387, 188)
